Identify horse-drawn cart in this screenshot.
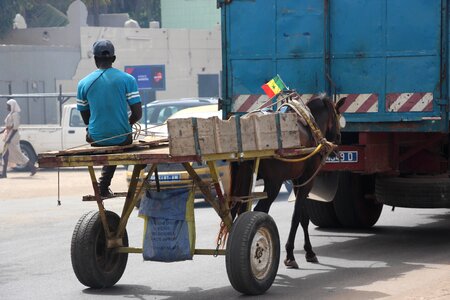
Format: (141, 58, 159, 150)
(37, 95, 337, 295)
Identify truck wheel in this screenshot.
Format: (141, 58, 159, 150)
(306, 172, 341, 228)
(375, 176, 450, 208)
(333, 172, 383, 228)
(305, 199, 341, 228)
(226, 211, 280, 295)
(13, 142, 37, 172)
(71, 210, 128, 288)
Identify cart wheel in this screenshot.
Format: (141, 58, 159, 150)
(225, 211, 280, 295)
(71, 210, 128, 288)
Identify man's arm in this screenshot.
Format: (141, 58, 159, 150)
(80, 110, 91, 125)
(128, 102, 142, 125)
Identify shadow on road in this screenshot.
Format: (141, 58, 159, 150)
(81, 211, 450, 299)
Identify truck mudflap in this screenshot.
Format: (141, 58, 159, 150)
(308, 171, 383, 228)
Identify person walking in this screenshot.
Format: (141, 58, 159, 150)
(77, 39, 142, 197)
(0, 99, 37, 178)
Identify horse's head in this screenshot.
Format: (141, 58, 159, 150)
(307, 95, 346, 145)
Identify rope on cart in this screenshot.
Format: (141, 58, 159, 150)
(249, 90, 299, 113)
(63, 122, 167, 151)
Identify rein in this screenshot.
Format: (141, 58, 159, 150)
(275, 93, 339, 187)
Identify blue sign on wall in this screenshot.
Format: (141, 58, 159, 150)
(125, 65, 166, 90)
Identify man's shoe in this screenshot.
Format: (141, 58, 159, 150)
(99, 187, 114, 198)
(30, 166, 37, 176)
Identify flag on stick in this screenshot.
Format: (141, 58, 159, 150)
(261, 75, 287, 98)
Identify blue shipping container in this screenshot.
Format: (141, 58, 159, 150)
(221, 0, 449, 133)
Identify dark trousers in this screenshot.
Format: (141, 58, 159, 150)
(99, 165, 117, 191)
(88, 133, 132, 191)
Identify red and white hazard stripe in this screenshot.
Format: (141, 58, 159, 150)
(232, 95, 269, 112)
(232, 94, 319, 112)
(385, 93, 433, 112)
(232, 92, 433, 113)
(337, 94, 378, 113)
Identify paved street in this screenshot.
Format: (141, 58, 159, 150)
(1, 169, 450, 299)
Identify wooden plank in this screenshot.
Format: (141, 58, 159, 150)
(197, 117, 216, 154)
(240, 113, 278, 151)
(37, 145, 199, 168)
(139, 135, 169, 145)
(45, 137, 168, 157)
(82, 192, 128, 201)
(168, 112, 303, 156)
(214, 116, 238, 153)
(56, 142, 138, 155)
(168, 118, 197, 156)
(280, 113, 302, 149)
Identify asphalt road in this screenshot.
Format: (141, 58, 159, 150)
(1, 169, 450, 299)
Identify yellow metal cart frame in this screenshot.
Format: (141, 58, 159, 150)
(38, 143, 318, 295)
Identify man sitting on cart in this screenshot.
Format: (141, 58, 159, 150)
(77, 39, 142, 197)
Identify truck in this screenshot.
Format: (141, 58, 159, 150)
(0, 102, 86, 171)
(219, 0, 450, 228)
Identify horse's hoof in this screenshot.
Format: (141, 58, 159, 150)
(284, 258, 299, 269)
(306, 255, 319, 263)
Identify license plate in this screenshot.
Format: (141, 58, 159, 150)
(326, 151, 358, 163)
(150, 174, 181, 181)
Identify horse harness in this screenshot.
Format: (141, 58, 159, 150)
(277, 94, 338, 187)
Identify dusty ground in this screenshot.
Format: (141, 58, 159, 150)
(2, 168, 450, 299)
(0, 167, 129, 200)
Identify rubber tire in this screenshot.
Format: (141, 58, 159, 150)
(13, 142, 36, 172)
(376, 177, 450, 208)
(305, 199, 341, 228)
(333, 172, 383, 228)
(225, 211, 280, 295)
(71, 210, 128, 288)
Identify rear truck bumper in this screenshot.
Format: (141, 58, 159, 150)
(323, 132, 448, 174)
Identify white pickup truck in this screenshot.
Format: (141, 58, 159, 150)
(1, 104, 86, 171)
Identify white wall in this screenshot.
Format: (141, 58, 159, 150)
(58, 26, 222, 100)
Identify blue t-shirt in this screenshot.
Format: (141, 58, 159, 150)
(77, 68, 141, 146)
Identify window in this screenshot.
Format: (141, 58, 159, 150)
(69, 108, 85, 127)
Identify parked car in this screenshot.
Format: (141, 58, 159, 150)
(127, 104, 229, 202)
(140, 97, 218, 129)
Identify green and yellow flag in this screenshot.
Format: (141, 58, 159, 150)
(261, 75, 287, 98)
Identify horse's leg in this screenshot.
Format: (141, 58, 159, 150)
(284, 180, 318, 269)
(254, 180, 283, 213)
(284, 192, 301, 269)
(299, 190, 318, 263)
(229, 161, 254, 219)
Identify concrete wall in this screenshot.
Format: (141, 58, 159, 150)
(1, 26, 81, 47)
(0, 24, 221, 124)
(58, 26, 222, 101)
(0, 45, 80, 124)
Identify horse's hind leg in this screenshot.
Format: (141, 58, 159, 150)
(284, 206, 301, 269)
(284, 182, 318, 269)
(254, 180, 283, 213)
(300, 199, 318, 263)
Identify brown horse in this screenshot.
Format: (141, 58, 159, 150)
(228, 94, 345, 268)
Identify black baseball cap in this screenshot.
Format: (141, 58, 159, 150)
(93, 39, 115, 57)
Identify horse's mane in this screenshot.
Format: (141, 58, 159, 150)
(306, 93, 330, 111)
